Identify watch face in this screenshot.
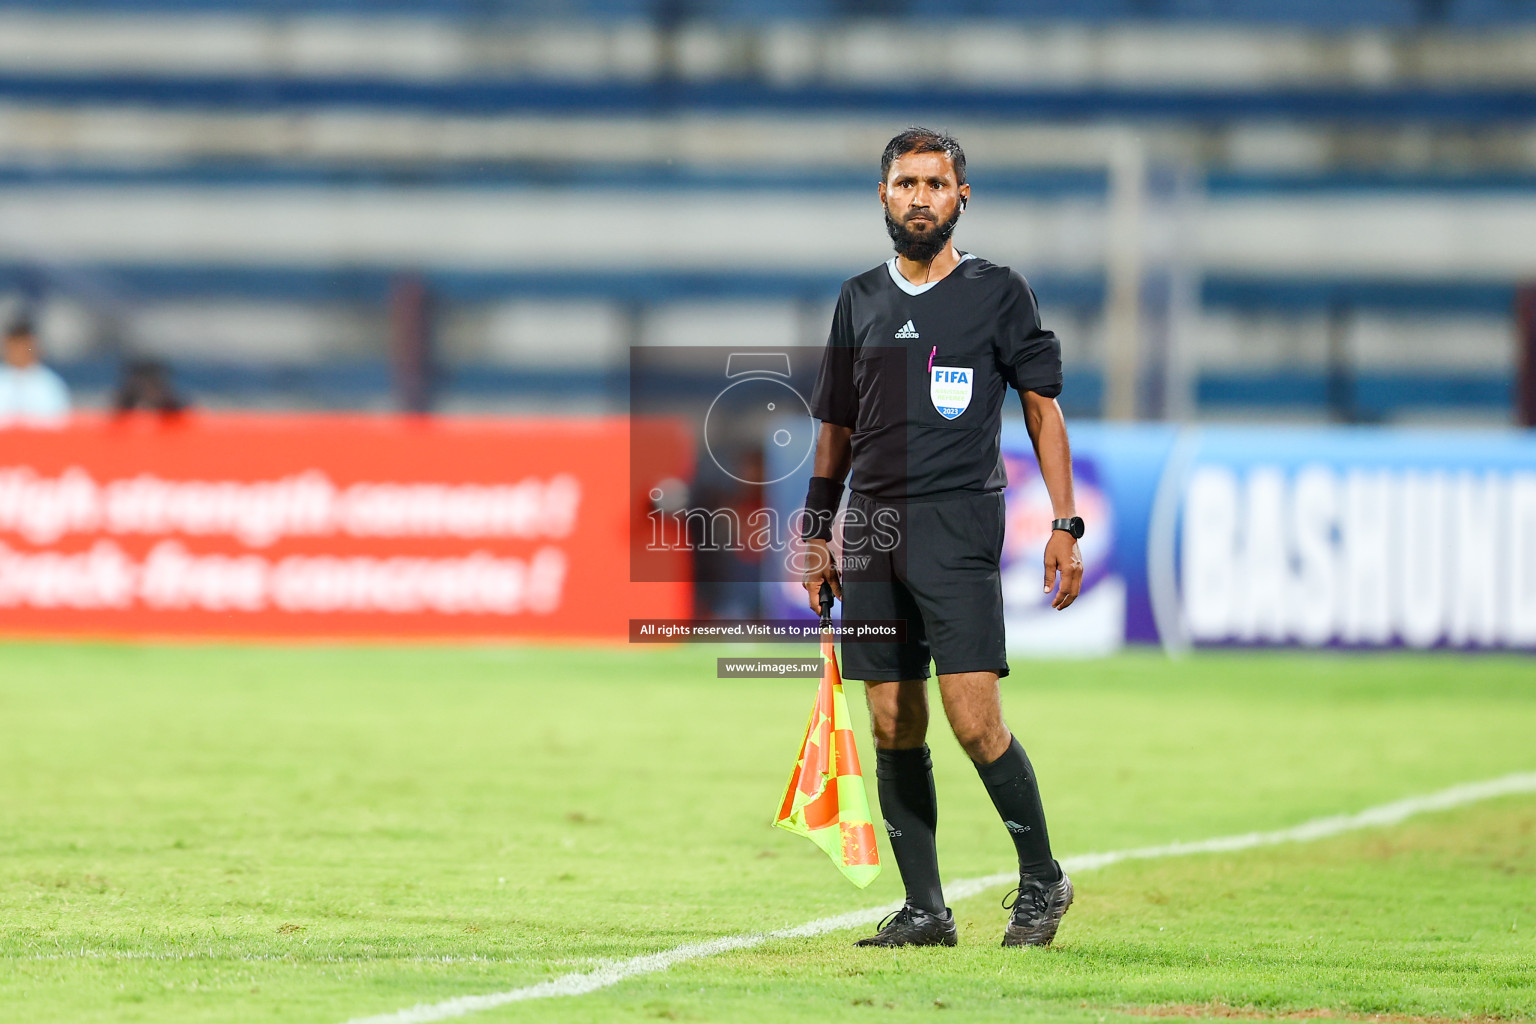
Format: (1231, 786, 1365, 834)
(1071, 517, 1085, 539)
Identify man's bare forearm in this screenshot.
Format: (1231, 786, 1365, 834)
(813, 423, 854, 482)
(1021, 391, 1075, 518)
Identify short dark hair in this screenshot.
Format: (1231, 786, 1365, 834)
(880, 127, 966, 186)
(4, 317, 33, 340)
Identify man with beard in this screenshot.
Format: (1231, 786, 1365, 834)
(800, 127, 1084, 948)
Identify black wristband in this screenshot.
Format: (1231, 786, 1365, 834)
(800, 476, 845, 541)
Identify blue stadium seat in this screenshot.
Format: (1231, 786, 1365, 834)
(1162, 0, 1420, 26)
(1446, 0, 1536, 26)
(906, 0, 1140, 19)
(712, 0, 832, 21)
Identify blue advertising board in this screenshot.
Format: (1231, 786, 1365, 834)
(763, 423, 1536, 653)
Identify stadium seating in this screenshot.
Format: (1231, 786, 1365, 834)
(0, 5, 1530, 421)
(7, 0, 1536, 24)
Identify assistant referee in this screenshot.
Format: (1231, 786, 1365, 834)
(801, 127, 1085, 948)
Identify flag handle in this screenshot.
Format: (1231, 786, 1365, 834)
(818, 581, 834, 631)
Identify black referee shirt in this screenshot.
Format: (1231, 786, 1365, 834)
(809, 253, 1063, 502)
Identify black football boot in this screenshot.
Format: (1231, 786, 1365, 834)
(854, 903, 959, 947)
(1000, 866, 1073, 947)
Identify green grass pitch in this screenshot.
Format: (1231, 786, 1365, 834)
(1, 642, 1533, 1023)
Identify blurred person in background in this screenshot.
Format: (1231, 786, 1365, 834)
(113, 358, 188, 417)
(691, 444, 767, 620)
(0, 317, 70, 426)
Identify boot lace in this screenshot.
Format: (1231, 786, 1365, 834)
(874, 903, 918, 934)
(1001, 881, 1049, 921)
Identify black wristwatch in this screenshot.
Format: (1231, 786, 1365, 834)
(1051, 517, 1085, 540)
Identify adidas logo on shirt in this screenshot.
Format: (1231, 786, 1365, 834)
(894, 320, 921, 339)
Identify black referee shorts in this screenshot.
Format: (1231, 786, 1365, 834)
(839, 490, 1010, 682)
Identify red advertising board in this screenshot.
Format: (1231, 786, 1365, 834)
(0, 414, 691, 640)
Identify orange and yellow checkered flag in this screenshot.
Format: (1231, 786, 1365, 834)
(773, 618, 881, 888)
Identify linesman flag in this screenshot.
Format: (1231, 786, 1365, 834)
(773, 585, 881, 888)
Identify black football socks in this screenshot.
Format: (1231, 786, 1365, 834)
(874, 745, 945, 915)
(975, 736, 1061, 884)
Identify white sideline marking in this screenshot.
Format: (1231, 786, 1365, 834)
(343, 771, 1536, 1024)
